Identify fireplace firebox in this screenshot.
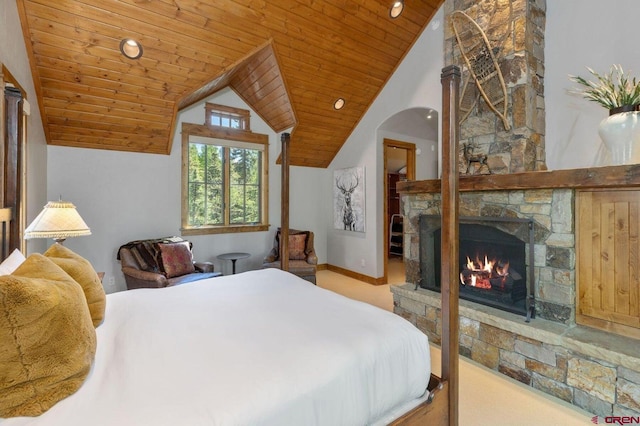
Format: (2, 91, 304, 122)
(419, 215, 535, 320)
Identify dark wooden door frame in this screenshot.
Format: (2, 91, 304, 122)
(382, 138, 416, 284)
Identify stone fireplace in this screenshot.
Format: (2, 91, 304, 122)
(391, 170, 640, 417)
(405, 188, 572, 323)
(420, 215, 534, 318)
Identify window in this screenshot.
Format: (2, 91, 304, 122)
(181, 117, 268, 235)
(205, 103, 250, 131)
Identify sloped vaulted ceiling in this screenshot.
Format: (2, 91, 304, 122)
(17, 0, 443, 167)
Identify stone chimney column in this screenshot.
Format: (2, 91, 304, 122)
(444, 0, 546, 174)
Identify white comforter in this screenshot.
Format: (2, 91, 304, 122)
(5, 269, 430, 426)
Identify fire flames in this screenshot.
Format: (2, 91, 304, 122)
(459, 255, 510, 289)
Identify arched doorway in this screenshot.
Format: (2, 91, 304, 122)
(379, 107, 439, 283)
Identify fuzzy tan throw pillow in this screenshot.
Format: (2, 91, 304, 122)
(44, 243, 106, 327)
(0, 254, 97, 417)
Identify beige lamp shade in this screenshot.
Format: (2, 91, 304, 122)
(24, 201, 91, 243)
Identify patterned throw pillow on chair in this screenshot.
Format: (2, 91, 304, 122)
(158, 242, 196, 278)
(289, 234, 307, 260)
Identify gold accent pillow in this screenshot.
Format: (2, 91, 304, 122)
(44, 243, 106, 327)
(0, 254, 97, 417)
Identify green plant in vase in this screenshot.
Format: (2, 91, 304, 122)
(569, 65, 640, 165)
(570, 64, 640, 114)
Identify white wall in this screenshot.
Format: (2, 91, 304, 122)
(48, 88, 330, 292)
(327, 8, 445, 278)
(0, 0, 48, 256)
(545, 0, 640, 170)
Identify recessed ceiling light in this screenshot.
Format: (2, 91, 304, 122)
(333, 98, 345, 110)
(120, 38, 143, 59)
(389, 1, 404, 19)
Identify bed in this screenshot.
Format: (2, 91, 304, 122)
(2, 268, 432, 426)
(0, 66, 461, 425)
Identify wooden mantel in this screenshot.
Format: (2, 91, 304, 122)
(397, 164, 640, 194)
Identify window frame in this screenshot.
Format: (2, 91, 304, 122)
(181, 122, 269, 235)
(205, 103, 250, 131)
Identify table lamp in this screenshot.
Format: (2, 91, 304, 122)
(24, 200, 91, 244)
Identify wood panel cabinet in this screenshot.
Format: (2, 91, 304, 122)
(576, 189, 640, 339)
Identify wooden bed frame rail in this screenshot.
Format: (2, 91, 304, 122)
(390, 375, 448, 425)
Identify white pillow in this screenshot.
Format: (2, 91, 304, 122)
(0, 249, 26, 275)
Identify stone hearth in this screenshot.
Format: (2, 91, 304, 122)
(391, 284, 640, 417)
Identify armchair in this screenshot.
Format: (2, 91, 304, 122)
(118, 237, 221, 290)
(262, 228, 317, 284)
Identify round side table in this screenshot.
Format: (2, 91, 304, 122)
(217, 252, 250, 274)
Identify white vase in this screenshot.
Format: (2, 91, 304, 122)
(598, 111, 640, 165)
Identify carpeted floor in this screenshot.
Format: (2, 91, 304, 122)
(317, 259, 592, 426)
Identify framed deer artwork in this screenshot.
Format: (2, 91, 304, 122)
(333, 166, 365, 232)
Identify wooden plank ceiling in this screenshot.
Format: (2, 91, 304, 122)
(17, 0, 443, 168)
